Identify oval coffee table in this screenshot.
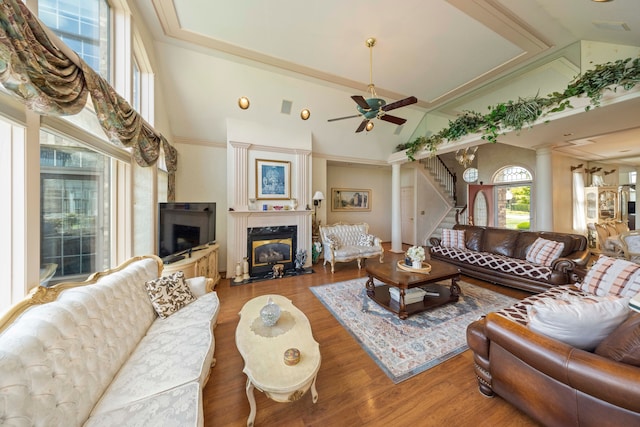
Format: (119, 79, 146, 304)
(236, 294, 321, 427)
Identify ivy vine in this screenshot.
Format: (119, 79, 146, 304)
(398, 57, 640, 161)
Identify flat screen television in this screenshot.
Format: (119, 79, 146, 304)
(158, 202, 216, 258)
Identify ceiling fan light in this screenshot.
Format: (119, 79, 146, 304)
(365, 121, 374, 131)
(238, 96, 250, 110)
(300, 109, 311, 120)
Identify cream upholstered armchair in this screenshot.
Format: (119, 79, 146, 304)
(319, 222, 384, 273)
(593, 221, 626, 257)
(620, 230, 640, 263)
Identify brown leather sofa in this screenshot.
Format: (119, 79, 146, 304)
(467, 312, 640, 426)
(429, 224, 590, 293)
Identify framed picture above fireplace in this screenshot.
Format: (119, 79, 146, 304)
(331, 188, 371, 212)
(256, 159, 291, 200)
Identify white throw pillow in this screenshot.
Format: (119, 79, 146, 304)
(185, 276, 208, 297)
(145, 271, 197, 319)
(526, 237, 564, 266)
(527, 295, 630, 351)
(441, 229, 465, 249)
(579, 255, 640, 298)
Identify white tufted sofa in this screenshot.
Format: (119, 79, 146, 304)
(319, 222, 384, 273)
(0, 255, 220, 427)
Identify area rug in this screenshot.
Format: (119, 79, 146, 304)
(310, 278, 518, 383)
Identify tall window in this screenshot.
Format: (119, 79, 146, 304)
(494, 166, 532, 230)
(40, 131, 111, 282)
(38, 0, 111, 79)
(132, 58, 141, 111)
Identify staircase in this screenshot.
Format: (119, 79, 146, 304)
(418, 157, 467, 241)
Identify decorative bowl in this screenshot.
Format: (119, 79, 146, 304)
(273, 206, 283, 210)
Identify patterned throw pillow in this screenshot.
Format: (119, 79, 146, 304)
(145, 271, 197, 319)
(441, 229, 465, 249)
(326, 234, 341, 249)
(357, 233, 374, 246)
(525, 237, 564, 266)
(579, 255, 640, 298)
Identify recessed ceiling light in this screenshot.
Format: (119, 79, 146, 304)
(300, 109, 311, 120)
(238, 96, 250, 110)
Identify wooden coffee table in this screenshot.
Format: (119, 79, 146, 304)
(365, 253, 461, 319)
(236, 295, 320, 427)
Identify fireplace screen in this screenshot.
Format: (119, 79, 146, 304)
(247, 225, 297, 277)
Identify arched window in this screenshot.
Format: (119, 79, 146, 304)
(494, 166, 532, 183)
(493, 166, 533, 230)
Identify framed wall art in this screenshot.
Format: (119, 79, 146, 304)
(256, 159, 291, 199)
(331, 188, 371, 212)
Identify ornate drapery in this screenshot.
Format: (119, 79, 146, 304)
(0, 0, 177, 200)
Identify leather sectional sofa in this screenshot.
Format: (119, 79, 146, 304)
(467, 285, 640, 426)
(429, 224, 590, 293)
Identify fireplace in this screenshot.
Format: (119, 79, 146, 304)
(248, 225, 297, 277)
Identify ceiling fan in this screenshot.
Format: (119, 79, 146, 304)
(328, 38, 418, 133)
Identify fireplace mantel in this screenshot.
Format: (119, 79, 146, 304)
(226, 139, 313, 276)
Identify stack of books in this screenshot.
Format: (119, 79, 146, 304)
(389, 287, 427, 304)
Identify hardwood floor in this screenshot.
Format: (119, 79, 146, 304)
(203, 250, 541, 426)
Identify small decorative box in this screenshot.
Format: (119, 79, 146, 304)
(284, 348, 301, 366)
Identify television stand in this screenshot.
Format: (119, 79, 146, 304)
(161, 244, 220, 289)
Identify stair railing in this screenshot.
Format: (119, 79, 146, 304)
(420, 156, 457, 205)
(455, 204, 468, 225)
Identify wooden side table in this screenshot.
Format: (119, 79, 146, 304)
(236, 295, 320, 427)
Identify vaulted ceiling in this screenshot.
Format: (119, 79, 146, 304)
(133, 0, 640, 165)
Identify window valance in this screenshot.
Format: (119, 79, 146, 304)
(0, 0, 177, 199)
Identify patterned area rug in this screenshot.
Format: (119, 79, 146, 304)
(310, 278, 518, 383)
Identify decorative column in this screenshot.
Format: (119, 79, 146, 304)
(391, 162, 403, 253)
(536, 147, 553, 231)
(229, 141, 251, 210)
(295, 149, 312, 210)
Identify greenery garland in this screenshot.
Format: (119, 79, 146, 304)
(397, 57, 640, 161)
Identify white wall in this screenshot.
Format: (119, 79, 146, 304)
(326, 164, 392, 241)
(174, 143, 228, 270)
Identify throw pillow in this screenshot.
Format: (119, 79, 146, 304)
(527, 295, 630, 351)
(326, 233, 341, 249)
(357, 233, 374, 246)
(441, 229, 466, 249)
(185, 276, 208, 297)
(525, 237, 564, 266)
(145, 271, 197, 319)
(595, 313, 640, 366)
(578, 255, 640, 298)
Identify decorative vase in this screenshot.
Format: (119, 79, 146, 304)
(412, 259, 422, 269)
(405, 256, 412, 267)
(291, 198, 298, 210)
(260, 297, 281, 327)
(242, 257, 250, 280)
(234, 261, 243, 283)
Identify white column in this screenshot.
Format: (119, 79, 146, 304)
(229, 141, 251, 210)
(391, 162, 403, 253)
(535, 147, 553, 231)
(295, 149, 312, 210)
